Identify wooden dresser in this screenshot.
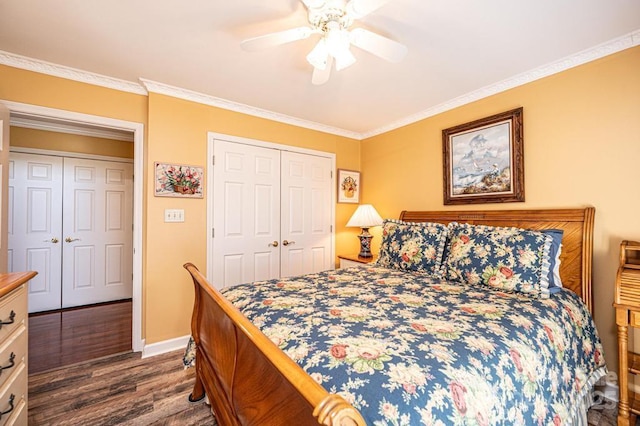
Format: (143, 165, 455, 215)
(614, 241, 640, 426)
(0, 271, 36, 425)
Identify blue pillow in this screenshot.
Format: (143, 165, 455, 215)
(543, 229, 563, 294)
(376, 219, 449, 276)
(443, 222, 553, 298)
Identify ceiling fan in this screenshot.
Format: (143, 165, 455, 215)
(241, 0, 408, 85)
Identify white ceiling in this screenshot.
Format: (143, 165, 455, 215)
(0, 0, 639, 138)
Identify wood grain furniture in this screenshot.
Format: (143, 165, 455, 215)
(614, 240, 640, 425)
(185, 207, 595, 425)
(0, 271, 36, 425)
(337, 254, 377, 268)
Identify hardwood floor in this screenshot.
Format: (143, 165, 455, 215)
(28, 350, 214, 425)
(28, 300, 132, 374)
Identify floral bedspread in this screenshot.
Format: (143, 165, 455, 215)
(184, 266, 606, 425)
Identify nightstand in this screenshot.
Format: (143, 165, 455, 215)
(338, 254, 378, 269)
(614, 240, 640, 426)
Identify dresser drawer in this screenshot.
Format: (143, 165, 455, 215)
(0, 287, 26, 345)
(0, 327, 26, 390)
(0, 361, 26, 426)
(631, 311, 640, 328)
(3, 396, 25, 426)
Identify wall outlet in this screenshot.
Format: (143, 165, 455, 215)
(164, 209, 185, 223)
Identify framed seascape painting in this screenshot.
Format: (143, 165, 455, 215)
(442, 107, 524, 205)
(155, 162, 204, 198)
(337, 169, 360, 204)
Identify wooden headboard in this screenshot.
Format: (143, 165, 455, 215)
(399, 207, 595, 313)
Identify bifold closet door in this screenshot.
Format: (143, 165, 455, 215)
(211, 140, 334, 289)
(8, 153, 64, 313)
(61, 158, 133, 308)
(280, 151, 333, 277)
(9, 153, 133, 312)
(212, 140, 281, 289)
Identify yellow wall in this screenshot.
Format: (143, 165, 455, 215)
(10, 127, 134, 158)
(0, 65, 361, 345)
(144, 93, 360, 342)
(362, 46, 640, 375)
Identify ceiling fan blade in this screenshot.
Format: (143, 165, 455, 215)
(241, 27, 313, 51)
(300, 0, 326, 9)
(312, 56, 333, 85)
(346, 0, 393, 19)
(350, 28, 407, 63)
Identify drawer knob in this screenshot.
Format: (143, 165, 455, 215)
(0, 394, 14, 419)
(0, 311, 15, 329)
(0, 353, 15, 376)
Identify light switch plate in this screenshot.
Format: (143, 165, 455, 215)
(164, 209, 185, 223)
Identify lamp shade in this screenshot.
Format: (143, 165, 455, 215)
(346, 204, 383, 228)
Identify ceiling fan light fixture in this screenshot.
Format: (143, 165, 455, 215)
(306, 39, 329, 70)
(334, 46, 356, 71)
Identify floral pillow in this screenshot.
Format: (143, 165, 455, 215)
(376, 219, 448, 276)
(443, 222, 553, 298)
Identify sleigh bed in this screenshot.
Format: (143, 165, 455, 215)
(184, 207, 605, 425)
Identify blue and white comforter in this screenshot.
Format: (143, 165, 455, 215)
(185, 265, 606, 425)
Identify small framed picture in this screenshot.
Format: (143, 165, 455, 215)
(442, 107, 524, 205)
(154, 162, 203, 198)
(337, 169, 360, 204)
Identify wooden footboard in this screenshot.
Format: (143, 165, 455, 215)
(184, 263, 366, 426)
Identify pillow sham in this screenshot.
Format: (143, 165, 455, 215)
(443, 222, 553, 298)
(543, 229, 564, 294)
(376, 219, 448, 276)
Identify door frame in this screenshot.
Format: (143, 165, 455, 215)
(206, 132, 336, 283)
(1, 100, 144, 352)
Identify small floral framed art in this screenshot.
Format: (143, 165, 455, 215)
(154, 162, 203, 198)
(337, 169, 360, 204)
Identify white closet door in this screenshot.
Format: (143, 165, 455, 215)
(8, 153, 64, 313)
(62, 158, 133, 308)
(280, 151, 333, 277)
(212, 140, 281, 289)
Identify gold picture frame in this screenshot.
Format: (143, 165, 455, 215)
(337, 169, 360, 204)
(442, 107, 524, 205)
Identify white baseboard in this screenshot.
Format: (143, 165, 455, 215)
(142, 335, 191, 359)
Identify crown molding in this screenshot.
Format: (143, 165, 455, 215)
(10, 115, 134, 142)
(361, 28, 640, 139)
(0, 50, 147, 95)
(139, 78, 361, 140)
(2, 27, 638, 141)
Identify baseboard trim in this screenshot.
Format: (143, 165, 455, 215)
(142, 335, 191, 359)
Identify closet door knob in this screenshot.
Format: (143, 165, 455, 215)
(43, 238, 59, 244)
(269, 241, 279, 247)
(282, 240, 295, 246)
(65, 237, 81, 243)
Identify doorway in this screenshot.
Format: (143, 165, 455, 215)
(1, 99, 144, 354)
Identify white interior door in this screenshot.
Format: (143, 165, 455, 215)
(62, 158, 133, 308)
(280, 151, 333, 277)
(212, 140, 281, 289)
(8, 153, 63, 312)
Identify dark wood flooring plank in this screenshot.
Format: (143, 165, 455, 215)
(29, 300, 133, 374)
(28, 350, 215, 425)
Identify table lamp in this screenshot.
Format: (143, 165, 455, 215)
(346, 204, 383, 258)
